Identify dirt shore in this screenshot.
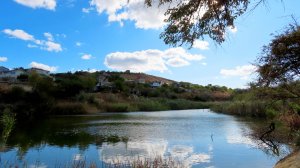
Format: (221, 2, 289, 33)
(274, 149, 300, 168)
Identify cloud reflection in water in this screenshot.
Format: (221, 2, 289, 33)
(98, 139, 212, 167)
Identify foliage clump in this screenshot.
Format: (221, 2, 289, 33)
(145, 0, 250, 46)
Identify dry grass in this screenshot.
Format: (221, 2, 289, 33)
(1, 156, 185, 168)
(52, 101, 87, 115)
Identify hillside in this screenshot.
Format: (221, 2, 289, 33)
(119, 72, 175, 84)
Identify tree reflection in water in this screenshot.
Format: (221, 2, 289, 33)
(0, 110, 293, 168)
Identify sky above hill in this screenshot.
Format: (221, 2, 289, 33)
(1, 0, 300, 88)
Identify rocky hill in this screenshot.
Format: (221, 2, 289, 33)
(118, 72, 175, 84)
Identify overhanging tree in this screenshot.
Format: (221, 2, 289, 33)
(255, 23, 300, 102)
(144, 0, 268, 46)
(256, 23, 300, 90)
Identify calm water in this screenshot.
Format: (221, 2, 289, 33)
(1, 109, 291, 167)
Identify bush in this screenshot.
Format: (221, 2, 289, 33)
(51, 103, 86, 115)
(166, 99, 209, 110)
(265, 108, 278, 119)
(1, 108, 15, 141)
(106, 103, 129, 112)
(136, 99, 168, 111)
(105, 94, 119, 102)
(211, 101, 267, 118)
(4, 86, 26, 102)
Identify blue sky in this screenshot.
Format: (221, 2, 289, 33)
(1, 0, 300, 88)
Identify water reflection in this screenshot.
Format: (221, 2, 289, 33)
(0, 110, 292, 168)
(99, 140, 212, 168)
(168, 145, 211, 167)
(225, 119, 290, 157)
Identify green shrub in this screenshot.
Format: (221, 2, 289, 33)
(106, 103, 129, 112)
(289, 102, 300, 115)
(210, 101, 267, 118)
(106, 94, 118, 102)
(1, 108, 15, 141)
(166, 99, 209, 110)
(87, 94, 96, 104)
(5, 86, 26, 102)
(136, 99, 168, 111)
(76, 92, 86, 102)
(265, 108, 278, 119)
(51, 103, 86, 115)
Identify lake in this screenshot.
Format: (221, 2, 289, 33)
(1, 109, 291, 167)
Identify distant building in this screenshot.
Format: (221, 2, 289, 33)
(0, 67, 51, 82)
(0, 66, 9, 73)
(95, 73, 112, 90)
(150, 81, 163, 88)
(137, 78, 145, 84)
(0, 68, 26, 79)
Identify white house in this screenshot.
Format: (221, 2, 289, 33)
(0, 68, 26, 79)
(150, 81, 163, 88)
(0, 66, 9, 73)
(96, 73, 112, 88)
(0, 67, 51, 82)
(137, 78, 145, 84)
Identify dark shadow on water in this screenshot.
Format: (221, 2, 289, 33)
(260, 137, 280, 156)
(4, 117, 130, 156)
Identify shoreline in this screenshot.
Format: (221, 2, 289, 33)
(274, 149, 300, 168)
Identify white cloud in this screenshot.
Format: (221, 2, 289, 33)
(56, 33, 67, 38)
(43, 41, 62, 52)
(105, 50, 168, 72)
(166, 57, 190, 67)
(29, 62, 58, 72)
(27, 44, 38, 48)
(82, 7, 93, 13)
(220, 65, 257, 79)
(64, 0, 75, 8)
(44, 32, 54, 41)
(81, 54, 92, 60)
(228, 26, 238, 33)
(3, 29, 63, 52)
(193, 40, 209, 50)
(104, 47, 205, 72)
(89, 0, 171, 29)
(0, 57, 8, 62)
(14, 0, 56, 10)
(164, 47, 205, 61)
(75, 42, 82, 47)
(3, 29, 34, 41)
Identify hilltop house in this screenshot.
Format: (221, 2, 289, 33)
(0, 66, 9, 73)
(0, 67, 50, 82)
(150, 81, 163, 88)
(95, 73, 112, 90)
(0, 68, 26, 79)
(137, 77, 145, 84)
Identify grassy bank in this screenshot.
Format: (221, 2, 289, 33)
(0, 71, 233, 122)
(210, 100, 300, 146)
(78, 92, 210, 113)
(210, 101, 268, 118)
